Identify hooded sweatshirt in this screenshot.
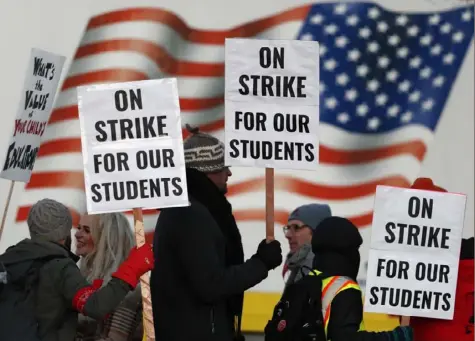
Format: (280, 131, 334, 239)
(312, 217, 402, 341)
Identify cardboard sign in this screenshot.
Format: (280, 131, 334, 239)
(77, 78, 189, 214)
(364, 185, 467, 320)
(224, 38, 320, 171)
(0, 48, 65, 182)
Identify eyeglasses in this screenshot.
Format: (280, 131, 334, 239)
(282, 224, 309, 234)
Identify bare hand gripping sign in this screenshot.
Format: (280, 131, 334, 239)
(364, 185, 467, 320)
(0, 48, 65, 182)
(77, 79, 189, 214)
(224, 38, 319, 170)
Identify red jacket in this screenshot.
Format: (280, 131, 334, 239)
(410, 259, 474, 341)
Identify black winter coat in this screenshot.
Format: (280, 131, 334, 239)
(312, 217, 400, 341)
(151, 168, 268, 341)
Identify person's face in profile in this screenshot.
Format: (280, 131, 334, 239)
(75, 215, 97, 256)
(283, 219, 313, 253)
(207, 167, 232, 194)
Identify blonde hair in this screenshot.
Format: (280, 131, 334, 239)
(80, 212, 135, 284)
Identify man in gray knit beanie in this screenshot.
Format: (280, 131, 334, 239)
(183, 124, 231, 193)
(27, 198, 72, 243)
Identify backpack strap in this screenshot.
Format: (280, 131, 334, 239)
(32, 254, 66, 269)
(7, 254, 65, 307)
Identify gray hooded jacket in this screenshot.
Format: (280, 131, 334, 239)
(0, 239, 132, 341)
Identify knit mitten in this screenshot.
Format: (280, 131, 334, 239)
(112, 244, 154, 288)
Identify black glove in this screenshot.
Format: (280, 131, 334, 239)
(387, 326, 413, 341)
(254, 239, 282, 270)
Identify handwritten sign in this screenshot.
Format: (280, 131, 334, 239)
(0, 48, 65, 182)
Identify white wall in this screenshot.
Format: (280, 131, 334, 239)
(0, 0, 473, 292)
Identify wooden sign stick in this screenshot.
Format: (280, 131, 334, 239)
(265, 168, 275, 242)
(400, 316, 410, 326)
(0, 181, 15, 243)
(133, 208, 155, 341)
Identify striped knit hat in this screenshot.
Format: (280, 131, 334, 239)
(183, 124, 225, 173)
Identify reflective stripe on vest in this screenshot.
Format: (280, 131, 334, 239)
(309, 270, 365, 339)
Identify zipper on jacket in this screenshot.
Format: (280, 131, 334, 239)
(210, 308, 215, 334)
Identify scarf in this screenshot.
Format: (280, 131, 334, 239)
(282, 243, 314, 286)
(185, 168, 245, 331)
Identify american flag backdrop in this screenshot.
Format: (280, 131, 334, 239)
(12, 2, 474, 287)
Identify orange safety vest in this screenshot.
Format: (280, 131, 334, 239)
(308, 269, 365, 340)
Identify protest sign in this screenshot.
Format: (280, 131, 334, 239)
(364, 185, 466, 320)
(224, 38, 320, 171)
(0, 48, 65, 182)
(77, 78, 189, 214)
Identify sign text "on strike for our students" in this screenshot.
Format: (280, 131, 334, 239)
(229, 46, 315, 163)
(89, 88, 183, 203)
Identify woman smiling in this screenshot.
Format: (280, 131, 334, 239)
(75, 213, 143, 341)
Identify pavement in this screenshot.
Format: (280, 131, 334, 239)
(244, 333, 264, 341)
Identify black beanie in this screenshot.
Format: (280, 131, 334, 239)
(312, 216, 363, 252)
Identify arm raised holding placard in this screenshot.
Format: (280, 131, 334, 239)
(150, 127, 282, 341)
(311, 217, 414, 341)
(161, 201, 279, 300)
(151, 175, 282, 341)
(328, 290, 413, 341)
(0, 198, 154, 341)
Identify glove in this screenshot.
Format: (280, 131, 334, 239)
(254, 239, 282, 270)
(112, 244, 154, 288)
(388, 326, 413, 341)
(72, 279, 104, 313)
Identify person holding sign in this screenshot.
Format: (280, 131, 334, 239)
(405, 178, 474, 341)
(365, 176, 467, 333)
(0, 199, 154, 341)
(151, 125, 283, 341)
(75, 213, 143, 341)
(310, 217, 413, 341)
(265, 216, 413, 341)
